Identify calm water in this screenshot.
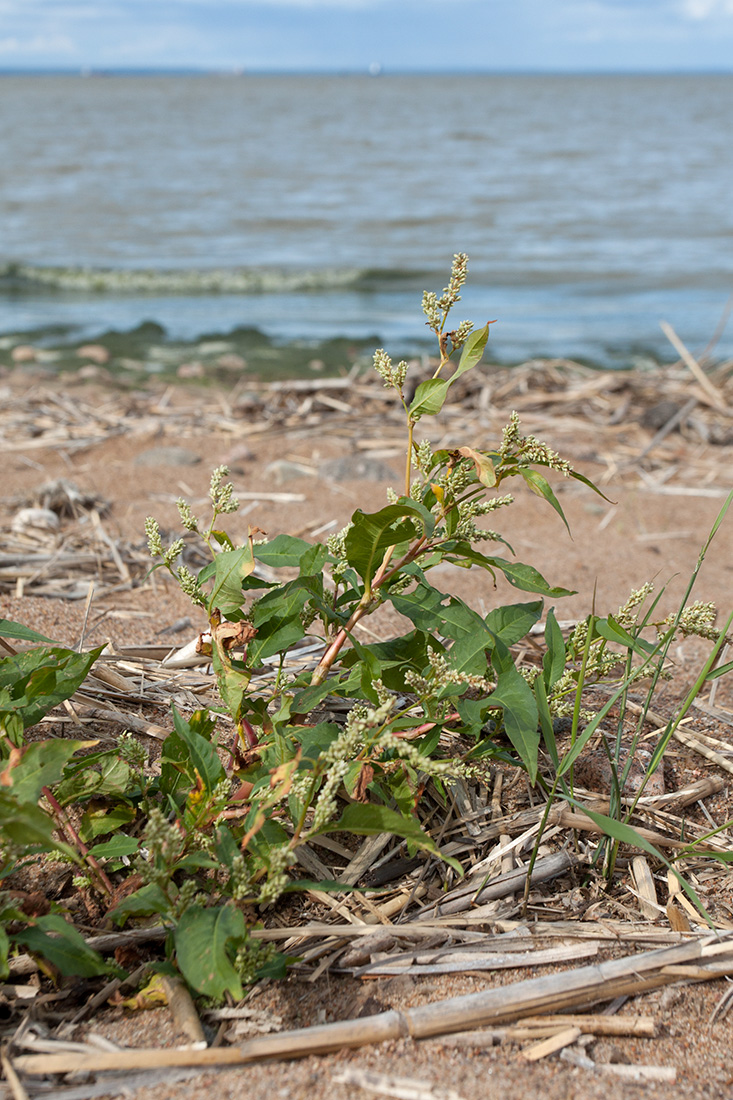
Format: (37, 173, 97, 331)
(1, 73, 732, 367)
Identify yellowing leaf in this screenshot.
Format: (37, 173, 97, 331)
(457, 446, 497, 487)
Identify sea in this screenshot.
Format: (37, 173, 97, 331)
(1, 72, 732, 371)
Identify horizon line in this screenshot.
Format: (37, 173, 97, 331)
(1, 66, 732, 77)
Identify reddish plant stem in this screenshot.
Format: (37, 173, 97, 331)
(310, 535, 433, 686)
(42, 786, 114, 896)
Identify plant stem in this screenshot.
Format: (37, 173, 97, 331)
(42, 786, 114, 896)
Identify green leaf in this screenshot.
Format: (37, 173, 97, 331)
(344, 503, 428, 584)
(0, 790, 69, 852)
(594, 616, 656, 656)
(209, 546, 256, 617)
(88, 834, 140, 861)
(248, 581, 311, 663)
(485, 601, 543, 645)
(109, 882, 174, 925)
(4, 739, 94, 804)
(255, 534, 311, 568)
(535, 676, 560, 770)
(164, 707, 225, 795)
(568, 803, 710, 925)
(0, 645, 103, 730)
(452, 323, 489, 380)
(0, 619, 54, 645)
(320, 803, 462, 873)
(55, 754, 132, 807)
(518, 468, 571, 534)
(174, 905, 247, 1000)
(389, 581, 486, 641)
(0, 925, 9, 980)
(338, 631, 438, 693)
(79, 803, 136, 843)
(486, 557, 575, 599)
(706, 658, 733, 681)
(485, 637, 539, 782)
(443, 630, 493, 685)
(543, 608, 567, 690)
(299, 542, 328, 575)
(409, 377, 450, 419)
(15, 914, 111, 977)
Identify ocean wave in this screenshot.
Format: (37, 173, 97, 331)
(0, 262, 423, 295)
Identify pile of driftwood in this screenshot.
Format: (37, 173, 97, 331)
(1, 325, 732, 456)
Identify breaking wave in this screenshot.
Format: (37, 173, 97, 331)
(0, 262, 422, 296)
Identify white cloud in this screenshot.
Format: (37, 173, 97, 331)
(0, 33, 75, 54)
(681, 0, 733, 16)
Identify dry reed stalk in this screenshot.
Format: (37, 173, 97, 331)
(14, 936, 733, 1077)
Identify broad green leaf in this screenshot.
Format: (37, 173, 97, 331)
(442, 630, 493, 685)
(15, 914, 111, 977)
(486, 557, 575, 598)
(320, 803, 462, 873)
(248, 581, 311, 663)
(88, 834, 140, 860)
(344, 503, 429, 584)
(165, 707, 225, 795)
(209, 546, 256, 617)
(0, 791, 69, 852)
(109, 883, 173, 925)
(6, 739, 95, 804)
(290, 679, 338, 716)
(0, 645, 103, 730)
(518, 468, 570, 534)
(338, 631, 439, 693)
(485, 601, 543, 645)
(174, 905, 247, 1000)
(55, 754, 132, 807)
(210, 644, 250, 729)
(485, 637, 539, 781)
(389, 580, 486, 641)
(452, 322, 489, 381)
(409, 377, 450, 419)
(0, 619, 54, 644)
(543, 608, 566, 689)
(255, 533, 311, 568)
(79, 803, 136, 843)
(299, 542, 328, 575)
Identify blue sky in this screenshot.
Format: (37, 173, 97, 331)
(1, 0, 732, 72)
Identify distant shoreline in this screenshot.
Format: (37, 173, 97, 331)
(1, 69, 732, 78)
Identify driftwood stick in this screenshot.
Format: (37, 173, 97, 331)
(412, 849, 578, 918)
(15, 935, 733, 1076)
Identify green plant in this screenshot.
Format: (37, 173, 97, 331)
(526, 490, 733, 915)
(134, 255, 615, 993)
(0, 618, 114, 980)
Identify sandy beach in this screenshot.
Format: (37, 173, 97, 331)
(2, 354, 733, 1100)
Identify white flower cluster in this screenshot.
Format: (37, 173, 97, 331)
(499, 412, 573, 475)
(373, 348, 409, 391)
(405, 647, 494, 697)
(176, 497, 199, 531)
(662, 600, 722, 642)
(258, 844, 296, 906)
(209, 465, 239, 514)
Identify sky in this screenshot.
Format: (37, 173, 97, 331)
(1, 0, 732, 73)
